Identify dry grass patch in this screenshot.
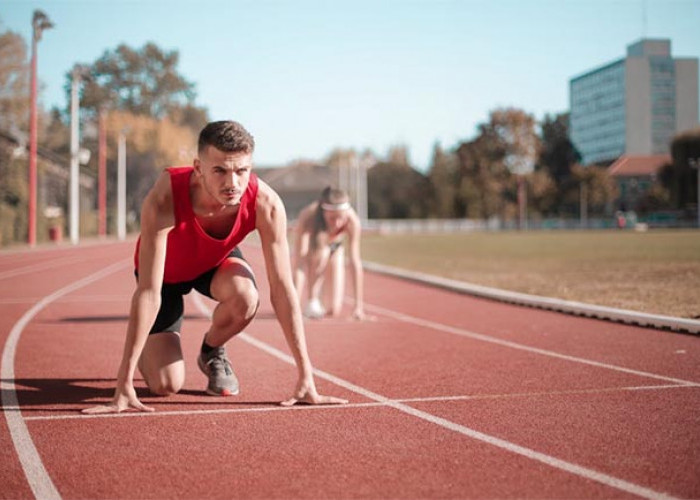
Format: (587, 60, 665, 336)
(361, 230, 700, 319)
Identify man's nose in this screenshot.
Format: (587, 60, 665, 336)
(226, 173, 239, 189)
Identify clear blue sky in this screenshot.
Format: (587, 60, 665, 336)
(2, 0, 699, 171)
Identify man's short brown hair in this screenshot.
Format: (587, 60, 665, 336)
(198, 120, 255, 154)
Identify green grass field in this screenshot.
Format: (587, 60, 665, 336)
(361, 229, 700, 319)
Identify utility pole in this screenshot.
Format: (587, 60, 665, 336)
(27, 10, 53, 246)
(69, 67, 80, 245)
(117, 129, 128, 240)
(98, 110, 107, 237)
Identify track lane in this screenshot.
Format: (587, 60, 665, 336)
(1, 241, 698, 499)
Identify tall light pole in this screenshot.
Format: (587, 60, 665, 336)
(69, 67, 82, 245)
(68, 66, 91, 245)
(98, 110, 107, 237)
(117, 129, 128, 241)
(27, 10, 54, 246)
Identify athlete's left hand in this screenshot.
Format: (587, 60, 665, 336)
(280, 376, 348, 406)
(351, 308, 375, 321)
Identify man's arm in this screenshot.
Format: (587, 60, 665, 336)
(256, 181, 347, 406)
(83, 172, 173, 414)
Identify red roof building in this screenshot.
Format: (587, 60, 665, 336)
(607, 154, 671, 177)
(607, 154, 671, 210)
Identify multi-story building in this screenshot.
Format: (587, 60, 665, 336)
(569, 39, 698, 166)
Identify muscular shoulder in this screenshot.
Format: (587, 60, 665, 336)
(255, 179, 281, 209)
(142, 170, 175, 230)
(255, 179, 286, 223)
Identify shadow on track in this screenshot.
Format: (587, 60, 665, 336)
(51, 314, 204, 323)
(1, 378, 281, 412)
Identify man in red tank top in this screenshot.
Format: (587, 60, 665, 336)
(84, 121, 347, 413)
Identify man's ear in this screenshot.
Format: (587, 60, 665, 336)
(193, 158, 202, 175)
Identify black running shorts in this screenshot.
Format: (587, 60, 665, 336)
(136, 247, 255, 335)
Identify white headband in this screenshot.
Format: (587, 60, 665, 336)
(321, 201, 351, 211)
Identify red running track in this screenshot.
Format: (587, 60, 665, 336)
(1, 240, 699, 499)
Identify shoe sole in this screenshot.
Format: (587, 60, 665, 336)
(205, 387, 240, 397)
(198, 356, 240, 396)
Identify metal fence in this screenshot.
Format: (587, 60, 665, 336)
(363, 215, 698, 233)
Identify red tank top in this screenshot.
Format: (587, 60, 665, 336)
(134, 166, 259, 283)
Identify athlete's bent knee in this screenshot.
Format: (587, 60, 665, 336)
(229, 284, 259, 321)
(145, 375, 184, 396)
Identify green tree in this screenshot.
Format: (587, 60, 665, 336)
(490, 108, 540, 177)
(569, 165, 618, 216)
(526, 169, 557, 217)
(368, 162, 431, 219)
(455, 136, 507, 219)
(386, 144, 410, 167)
(0, 28, 31, 244)
(53, 42, 211, 236)
(661, 129, 700, 211)
(72, 42, 208, 131)
(538, 113, 580, 185)
(635, 183, 671, 214)
(537, 113, 581, 216)
(427, 142, 458, 218)
(0, 29, 29, 131)
(489, 108, 540, 227)
(102, 111, 199, 229)
(453, 108, 540, 221)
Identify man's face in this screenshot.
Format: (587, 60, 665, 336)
(194, 146, 253, 207)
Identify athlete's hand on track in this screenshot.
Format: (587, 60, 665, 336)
(82, 384, 154, 414)
(351, 308, 376, 322)
(280, 377, 348, 407)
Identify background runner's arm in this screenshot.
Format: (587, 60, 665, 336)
(292, 215, 311, 303)
(347, 215, 364, 315)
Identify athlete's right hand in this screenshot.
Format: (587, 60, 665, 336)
(82, 384, 154, 414)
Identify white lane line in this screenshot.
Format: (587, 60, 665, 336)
(191, 293, 682, 500)
(24, 383, 692, 422)
(364, 302, 700, 387)
(1, 260, 130, 500)
(27, 401, 389, 421)
(0, 295, 131, 305)
(0, 255, 86, 281)
(243, 246, 699, 388)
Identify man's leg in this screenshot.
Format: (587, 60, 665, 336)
(197, 256, 259, 396)
(204, 257, 259, 346)
(138, 332, 185, 396)
(137, 286, 187, 396)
